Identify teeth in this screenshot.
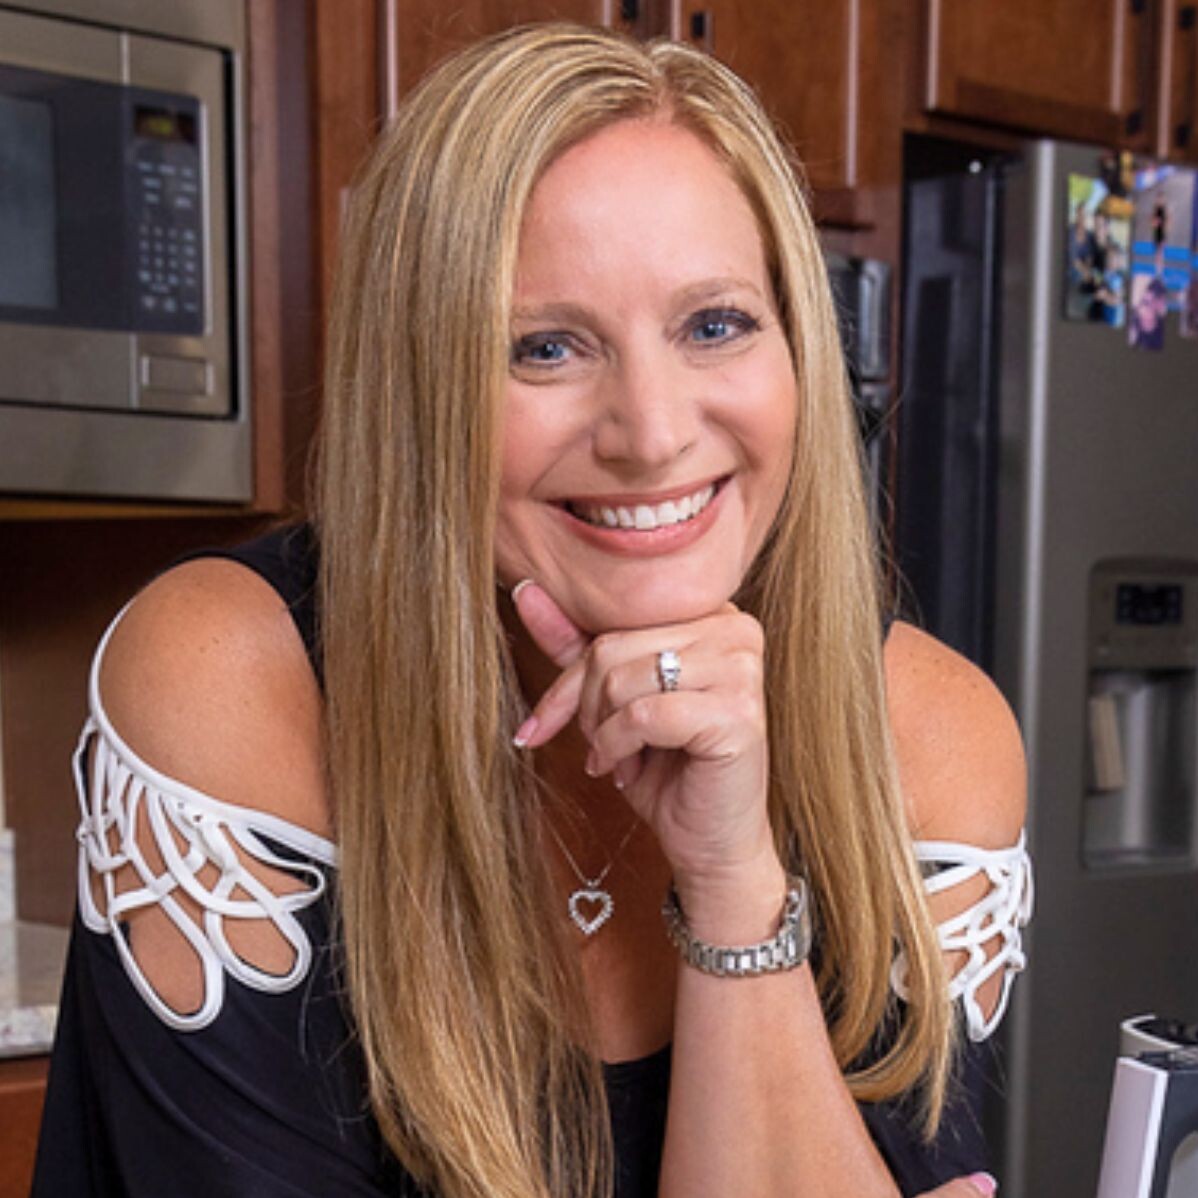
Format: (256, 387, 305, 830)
(574, 483, 716, 531)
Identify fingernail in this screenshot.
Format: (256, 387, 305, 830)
(511, 579, 534, 604)
(584, 748, 599, 777)
(967, 1173, 998, 1196)
(513, 715, 538, 748)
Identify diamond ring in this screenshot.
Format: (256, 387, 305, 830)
(656, 649, 682, 692)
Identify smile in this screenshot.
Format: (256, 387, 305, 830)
(566, 481, 719, 531)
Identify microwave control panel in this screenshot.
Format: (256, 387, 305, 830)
(129, 98, 205, 335)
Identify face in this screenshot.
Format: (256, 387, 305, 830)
(495, 119, 798, 634)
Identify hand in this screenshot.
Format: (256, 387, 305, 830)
(917, 1175, 998, 1197)
(512, 580, 784, 934)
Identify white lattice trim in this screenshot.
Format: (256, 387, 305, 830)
(74, 608, 338, 1032)
(891, 834, 1033, 1042)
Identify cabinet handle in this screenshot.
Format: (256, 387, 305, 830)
(1125, 0, 1152, 138)
(620, 0, 639, 22)
(379, 0, 400, 122)
(689, 9, 713, 51)
(1177, 4, 1197, 148)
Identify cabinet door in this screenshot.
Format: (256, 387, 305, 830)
(672, 0, 870, 194)
(1157, 0, 1198, 159)
(383, 0, 618, 111)
(0, 1056, 47, 1198)
(926, 0, 1156, 148)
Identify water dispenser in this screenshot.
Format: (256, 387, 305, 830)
(1083, 559, 1198, 870)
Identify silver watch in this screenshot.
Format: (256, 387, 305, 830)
(661, 878, 812, 977)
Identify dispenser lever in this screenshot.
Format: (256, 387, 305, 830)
(1089, 692, 1127, 792)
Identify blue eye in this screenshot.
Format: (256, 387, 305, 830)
(687, 308, 759, 345)
(511, 334, 573, 368)
(695, 317, 730, 341)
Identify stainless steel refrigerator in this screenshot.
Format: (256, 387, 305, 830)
(897, 137, 1198, 1198)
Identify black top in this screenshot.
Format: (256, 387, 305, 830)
(32, 524, 992, 1197)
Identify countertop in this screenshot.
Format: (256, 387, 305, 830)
(0, 921, 69, 1058)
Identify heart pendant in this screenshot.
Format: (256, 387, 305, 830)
(568, 887, 614, 936)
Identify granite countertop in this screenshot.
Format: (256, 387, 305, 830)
(0, 921, 70, 1058)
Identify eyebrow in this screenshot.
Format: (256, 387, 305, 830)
(510, 276, 769, 325)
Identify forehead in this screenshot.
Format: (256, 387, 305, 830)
(514, 119, 771, 294)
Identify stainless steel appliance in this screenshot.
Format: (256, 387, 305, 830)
(825, 251, 893, 522)
(1096, 1016, 1198, 1198)
(0, 0, 250, 502)
(898, 138, 1198, 1197)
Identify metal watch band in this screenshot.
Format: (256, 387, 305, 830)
(661, 878, 812, 977)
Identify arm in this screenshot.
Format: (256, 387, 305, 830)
(515, 591, 1023, 1197)
(36, 561, 396, 1196)
(97, 558, 331, 1014)
(884, 622, 1029, 1026)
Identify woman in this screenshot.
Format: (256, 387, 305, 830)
(34, 24, 1030, 1198)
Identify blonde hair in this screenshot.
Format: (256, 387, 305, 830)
(314, 23, 951, 1198)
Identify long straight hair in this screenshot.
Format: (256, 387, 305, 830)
(314, 24, 951, 1198)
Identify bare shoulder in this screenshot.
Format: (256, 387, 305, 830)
(883, 620, 1026, 846)
(99, 555, 329, 837)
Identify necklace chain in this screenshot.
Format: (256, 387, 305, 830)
(546, 815, 640, 936)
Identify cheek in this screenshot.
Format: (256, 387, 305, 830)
(493, 397, 575, 571)
(738, 362, 797, 485)
(736, 365, 797, 546)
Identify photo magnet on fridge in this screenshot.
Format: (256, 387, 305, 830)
(1131, 164, 1195, 311)
(1065, 173, 1129, 327)
(1182, 174, 1198, 339)
(1129, 273, 1168, 351)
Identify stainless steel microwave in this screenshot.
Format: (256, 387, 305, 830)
(0, 0, 250, 502)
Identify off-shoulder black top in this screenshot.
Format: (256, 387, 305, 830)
(32, 524, 993, 1197)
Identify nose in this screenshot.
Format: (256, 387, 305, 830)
(591, 349, 698, 470)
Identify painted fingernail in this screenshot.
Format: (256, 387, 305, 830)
(511, 579, 534, 603)
(513, 715, 538, 748)
(966, 1173, 998, 1196)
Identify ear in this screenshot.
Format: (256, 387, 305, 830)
(511, 580, 589, 667)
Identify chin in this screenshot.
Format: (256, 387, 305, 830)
(570, 576, 739, 635)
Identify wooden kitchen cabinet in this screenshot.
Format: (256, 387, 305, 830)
(1156, 0, 1198, 158)
(379, 0, 626, 111)
(382, 0, 904, 220)
(312, 0, 638, 321)
(924, 0, 1158, 149)
(671, 0, 903, 208)
(0, 1056, 48, 1198)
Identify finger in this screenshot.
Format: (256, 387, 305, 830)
(578, 638, 701, 742)
(575, 611, 757, 741)
(587, 689, 763, 776)
(511, 580, 589, 668)
(583, 636, 764, 745)
(516, 657, 585, 749)
(612, 751, 646, 791)
(918, 1174, 998, 1198)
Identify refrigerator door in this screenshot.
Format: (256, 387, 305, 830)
(897, 158, 1004, 668)
(993, 140, 1198, 1198)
